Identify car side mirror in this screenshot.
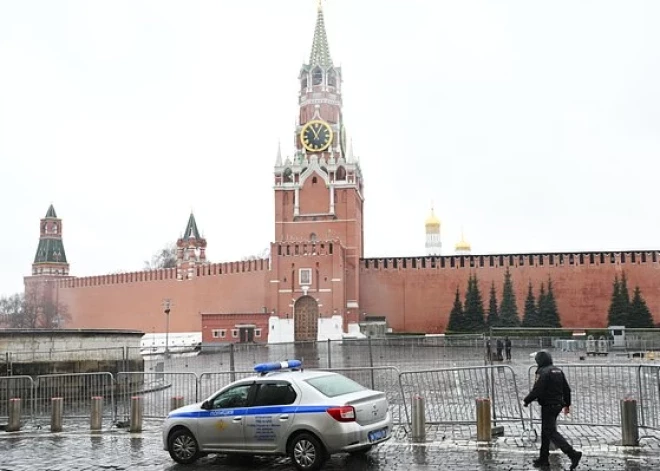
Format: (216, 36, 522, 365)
(201, 400, 209, 410)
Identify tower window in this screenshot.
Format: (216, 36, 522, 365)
(299, 268, 312, 285)
(336, 166, 346, 180)
(312, 176, 318, 184)
(283, 168, 293, 183)
(328, 70, 337, 87)
(301, 75, 308, 91)
(310, 233, 317, 242)
(312, 67, 323, 85)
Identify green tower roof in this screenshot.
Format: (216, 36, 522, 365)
(33, 238, 68, 264)
(309, 1, 333, 68)
(45, 204, 57, 218)
(182, 213, 201, 240)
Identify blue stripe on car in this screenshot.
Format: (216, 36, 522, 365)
(168, 405, 331, 419)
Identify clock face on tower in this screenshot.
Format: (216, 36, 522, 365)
(300, 120, 333, 152)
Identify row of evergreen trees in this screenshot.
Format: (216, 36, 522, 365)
(447, 269, 562, 333)
(607, 273, 654, 328)
(522, 280, 562, 328)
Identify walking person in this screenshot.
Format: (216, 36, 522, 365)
(496, 338, 504, 361)
(505, 336, 512, 361)
(486, 339, 492, 361)
(524, 351, 582, 469)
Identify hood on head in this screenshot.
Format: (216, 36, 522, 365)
(535, 350, 553, 367)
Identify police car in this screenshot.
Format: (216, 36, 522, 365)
(163, 360, 392, 470)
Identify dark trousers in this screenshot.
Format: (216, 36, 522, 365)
(540, 405, 575, 460)
(505, 348, 511, 360)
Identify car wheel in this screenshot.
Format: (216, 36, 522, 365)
(289, 433, 326, 471)
(168, 428, 201, 465)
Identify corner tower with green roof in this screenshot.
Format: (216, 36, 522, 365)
(31, 204, 70, 276)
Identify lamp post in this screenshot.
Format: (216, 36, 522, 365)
(163, 299, 172, 358)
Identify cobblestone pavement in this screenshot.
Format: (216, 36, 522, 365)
(2, 423, 660, 470)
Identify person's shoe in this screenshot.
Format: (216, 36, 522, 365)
(532, 458, 550, 468)
(569, 451, 582, 470)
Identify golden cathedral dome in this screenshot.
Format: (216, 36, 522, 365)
(425, 208, 441, 228)
(455, 231, 471, 251)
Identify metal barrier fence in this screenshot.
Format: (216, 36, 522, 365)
(134, 334, 490, 375)
(115, 372, 198, 420)
(2, 363, 659, 439)
(639, 365, 660, 432)
(399, 365, 526, 430)
(526, 364, 660, 433)
(33, 373, 114, 425)
(1, 375, 34, 419)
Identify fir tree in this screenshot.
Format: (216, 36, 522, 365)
(620, 273, 631, 309)
(463, 274, 486, 332)
(522, 281, 538, 327)
(537, 282, 548, 326)
(607, 275, 628, 326)
(446, 286, 465, 332)
(499, 268, 521, 327)
(487, 282, 500, 327)
(544, 277, 562, 328)
(629, 287, 654, 328)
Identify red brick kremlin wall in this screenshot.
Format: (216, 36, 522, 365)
(54, 260, 270, 334)
(360, 251, 660, 333)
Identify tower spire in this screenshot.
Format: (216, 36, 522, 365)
(275, 140, 283, 166)
(309, 0, 333, 68)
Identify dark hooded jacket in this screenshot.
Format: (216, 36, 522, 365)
(523, 351, 572, 407)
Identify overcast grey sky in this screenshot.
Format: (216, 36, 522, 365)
(1, 0, 659, 296)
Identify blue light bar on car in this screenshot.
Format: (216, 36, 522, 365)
(254, 360, 302, 373)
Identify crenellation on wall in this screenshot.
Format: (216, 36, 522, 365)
(360, 251, 660, 272)
(55, 259, 272, 289)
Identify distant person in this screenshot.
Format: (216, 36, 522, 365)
(524, 351, 582, 469)
(505, 336, 512, 361)
(486, 339, 492, 361)
(496, 338, 504, 361)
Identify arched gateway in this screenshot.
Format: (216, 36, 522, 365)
(294, 295, 319, 342)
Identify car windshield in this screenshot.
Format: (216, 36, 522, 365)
(305, 374, 366, 398)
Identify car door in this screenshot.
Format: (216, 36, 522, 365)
(243, 380, 299, 452)
(197, 382, 254, 451)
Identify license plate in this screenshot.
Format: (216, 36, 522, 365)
(368, 427, 388, 442)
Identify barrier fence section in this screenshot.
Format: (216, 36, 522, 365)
(134, 335, 489, 375)
(526, 364, 660, 433)
(3, 364, 659, 437)
(398, 365, 525, 429)
(639, 365, 660, 432)
(116, 372, 198, 420)
(1, 375, 35, 420)
(33, 373, 114, 425)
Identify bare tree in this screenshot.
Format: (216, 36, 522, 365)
(0, 291, 70, 329)
(241, 247, 270, 261)
(144, 243, 178, 270)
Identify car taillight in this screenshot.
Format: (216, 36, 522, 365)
(326, 406, 356, 422)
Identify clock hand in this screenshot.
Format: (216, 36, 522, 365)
(311, 125, 321, 139)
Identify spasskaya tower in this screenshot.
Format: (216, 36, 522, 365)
(270, 1, 364, 342)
